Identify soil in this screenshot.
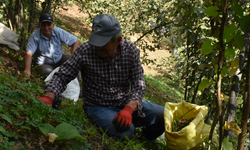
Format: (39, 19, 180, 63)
(0, 47, 24, 77)
(172, 118, 194, 132)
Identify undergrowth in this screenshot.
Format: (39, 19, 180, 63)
(0, 45, 184, 149)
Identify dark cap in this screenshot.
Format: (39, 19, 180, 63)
(89, 14, 121, 47)
(39, 14, 54, 23)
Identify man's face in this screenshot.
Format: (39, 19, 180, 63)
(39, 22, 54, 37)
(96, 36, 122, 59)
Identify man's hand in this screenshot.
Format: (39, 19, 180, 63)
(24, 69, 31, 77)
(112, 105, 134, 132)
(38, 96, 54, 105)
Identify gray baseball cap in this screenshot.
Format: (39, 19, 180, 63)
(89, 14, 121, 47)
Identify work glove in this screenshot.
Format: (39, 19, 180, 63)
(38, 96, 54, 105)
(112, 105, 134, 132)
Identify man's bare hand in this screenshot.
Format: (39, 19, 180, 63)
(24, 70, 31, 77)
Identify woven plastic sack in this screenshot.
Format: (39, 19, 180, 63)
(45, 67, 80, 102)
(0, 23, 20, 50)
(164, 101, 211, 150)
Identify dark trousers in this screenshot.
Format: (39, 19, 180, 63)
(39, 55, 70, 76)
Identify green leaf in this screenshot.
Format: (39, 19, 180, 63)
(0, 126, 11, 137)
(222, 137, 233, 150)
(225, 46, 235, 60)
(236, 15, 250, 32)
(231, 1, 243, 17)
(0, 105, 3, 112)
(223, 24, 236, 43)
(234, 31, 244, 51)
(55, 123, 84, 140)
(37, 88, 44, 94)
(39, 123, 56, 135)
(221, 66, 228, 78)
(237, 98, 243, 105)
(198, 79, 214, 91)
(204, 6, 218, 17)
(229, 57, 239, 77)
(0, 126, 7, 133)
(0, 114, 12, 124)
(201, 39, 213, 55)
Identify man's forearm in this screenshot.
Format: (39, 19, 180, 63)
(126, 100, 139, 110)
(44, 91, 55, 100)
(24, 51, 32, 71)
(71, 39, 79, 54)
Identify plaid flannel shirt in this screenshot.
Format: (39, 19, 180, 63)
(45, 39, 146, 117)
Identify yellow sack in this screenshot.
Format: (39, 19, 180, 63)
(164, 101, 211, 150)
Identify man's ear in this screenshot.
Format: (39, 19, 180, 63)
(117, 36, 122, 45)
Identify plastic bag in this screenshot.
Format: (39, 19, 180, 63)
(45, 67, 80, 102)
(0, 23, 20, 50)
(164, 101, 211, 150)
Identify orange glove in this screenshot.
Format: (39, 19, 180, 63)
(38, 96, 54, 105)
(112, 105, 134, 132)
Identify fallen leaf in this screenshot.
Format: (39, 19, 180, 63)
(48, 133, 58, 143)
(0, 138, 4, 143)
(13, 143, 20, 148)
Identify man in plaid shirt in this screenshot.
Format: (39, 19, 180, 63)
(38, 14, 164, 141)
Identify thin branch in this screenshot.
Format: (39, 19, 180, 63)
(134, 22, 172, 44)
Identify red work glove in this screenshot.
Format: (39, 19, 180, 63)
(38, 96, 54, 105)
(112, 105, 134, 132)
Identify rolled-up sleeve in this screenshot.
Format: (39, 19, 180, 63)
(56, 27, 77, 46)
(26, 33, 38, 54)
(128, 45, 146, 117)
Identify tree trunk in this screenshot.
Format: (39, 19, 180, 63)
(13, 0, 20, 32)
(237, 45, 250, 150)
(209, 0, 228, 149)
(192, 72, 203, 104)
(225, 25, 250, 139)
(184, 32, 191, 101)
(19, 0, 24, 48)
(42, 0, 52, 14)
(1, 0, 14, 30)
(28, 0, 36, 33)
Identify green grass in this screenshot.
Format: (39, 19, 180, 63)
(144, 75, 184, 105)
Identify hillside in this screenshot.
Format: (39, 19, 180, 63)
(0, 3, 184, 150)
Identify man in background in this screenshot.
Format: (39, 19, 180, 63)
(24, 13, 79, 77)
